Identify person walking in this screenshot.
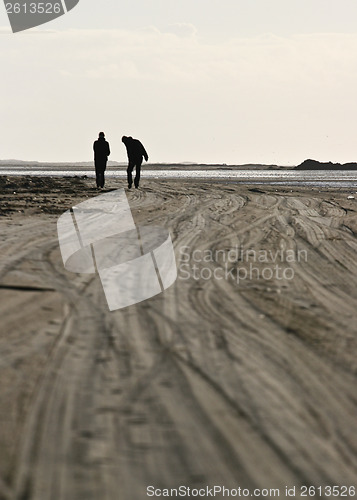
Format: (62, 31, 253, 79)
(122, 136, 148, 189)
(93, 132, 110, 189)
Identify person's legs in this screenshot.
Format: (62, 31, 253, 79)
(134, 158, 142, 188)
(95, 160, 106, 188)
(127, 161, 134, 188)
(95, 161, 101, 188)
(101, 160, 107, 188)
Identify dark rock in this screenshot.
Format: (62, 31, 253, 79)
(296, 159, 357, 170)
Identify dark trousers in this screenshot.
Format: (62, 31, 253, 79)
(127, 157, 143, 187)
(95, 159, 107, 188)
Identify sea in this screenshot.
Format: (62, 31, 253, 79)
(1, 168, 357, 188)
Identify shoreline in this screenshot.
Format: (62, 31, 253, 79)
(1, 171, 357, 194)
(1, 175, 357, 217)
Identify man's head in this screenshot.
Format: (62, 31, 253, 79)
(122, 136, 133, 144)
(99, 132, 105, 138)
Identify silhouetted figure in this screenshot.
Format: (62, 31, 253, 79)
(122, 136, 148, 189)
(93, 132, 110, 188)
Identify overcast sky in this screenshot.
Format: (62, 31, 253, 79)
(1, 0, 357, 164)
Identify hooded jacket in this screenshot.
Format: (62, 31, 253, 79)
(93, 137, 110, 160)
(122, 136, 148, 162)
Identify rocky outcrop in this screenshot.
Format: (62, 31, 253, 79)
(296, 159, 357, 170)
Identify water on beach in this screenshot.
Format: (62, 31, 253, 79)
(1, 168, 357, 188)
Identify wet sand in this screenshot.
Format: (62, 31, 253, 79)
(0, 175, 356, 499)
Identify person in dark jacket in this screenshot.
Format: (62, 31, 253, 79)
(93, 132, 110, 188)
(122, 136, 148, 189)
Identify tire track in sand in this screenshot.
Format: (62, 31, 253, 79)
(0, 181, 356, 499)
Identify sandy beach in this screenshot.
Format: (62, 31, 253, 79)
(0, 175, 356, 500)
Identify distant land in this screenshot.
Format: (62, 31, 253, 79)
(296, 159, 357, 170)
(0, 160, 293, 170)
(2, 159, 357, 171)
(0, 159, 126, 167)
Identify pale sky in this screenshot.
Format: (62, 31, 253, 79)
(1, 0, 357, 165)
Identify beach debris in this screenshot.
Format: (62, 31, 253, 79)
(347, 195, 355, 200)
